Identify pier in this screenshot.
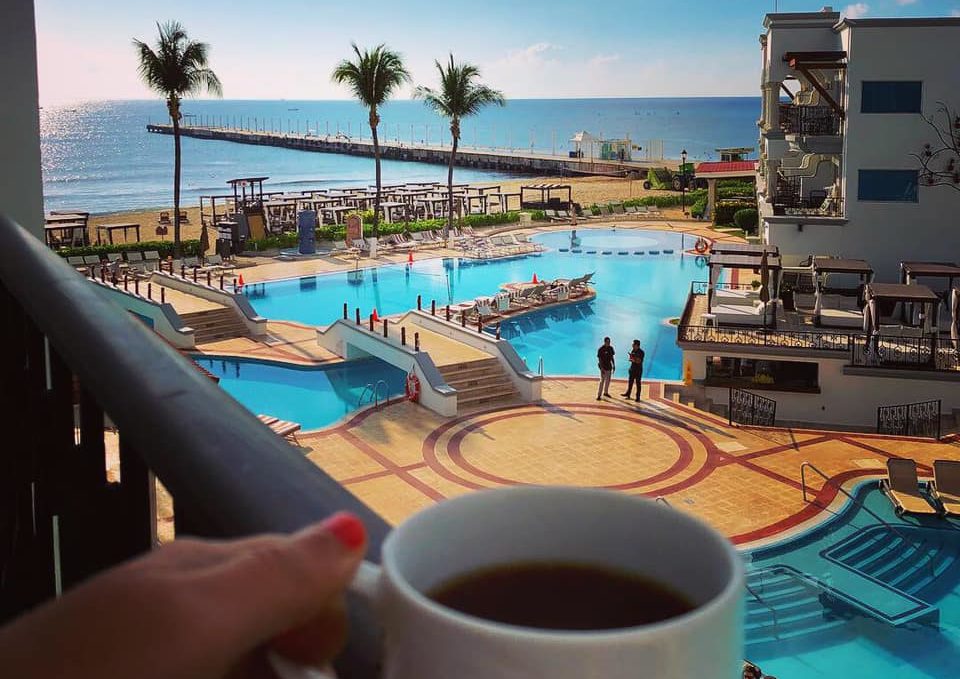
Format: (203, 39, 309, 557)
(146, 124, 675, 177)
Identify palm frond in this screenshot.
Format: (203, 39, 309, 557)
(414, 54, 504, 126)
(133, 21, 222, 100)
(331, 43, 411, 110)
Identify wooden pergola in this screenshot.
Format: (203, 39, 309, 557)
(520, 183, 573, 210)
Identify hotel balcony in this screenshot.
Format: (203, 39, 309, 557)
(771, 174, 844, 218)
(778, 104, 842, 140)
(0, 215, 386, 677)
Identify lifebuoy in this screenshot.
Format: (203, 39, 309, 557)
(405, 372, 421, 403)
(694, 237, 709, 254)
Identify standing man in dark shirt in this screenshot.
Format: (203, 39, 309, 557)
(596, 337, 615, 400)
(622, 339, 645, 401)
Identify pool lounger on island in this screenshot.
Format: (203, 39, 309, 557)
(930, 460, 960, 516)
(880, 458, 938, 517)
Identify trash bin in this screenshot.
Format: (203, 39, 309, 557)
(298, 210, 317, 255)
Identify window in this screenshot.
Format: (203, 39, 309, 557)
(861, 81, 922, 113)
(705, 357, 819, 392)
(858, 170, 919, 202)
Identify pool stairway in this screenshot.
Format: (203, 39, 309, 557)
(438, 357, 519, 409)
(745, 524, 954, 650)
(180, 307, 252, 344)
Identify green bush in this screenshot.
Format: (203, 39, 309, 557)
(733, 207, 759, 233)
(246, 212, 522, 251)
(690, 196, 707, 219)
(620, 190, 707, 209)
(713, 200, 756, 226)
(57, 239, 202, 259)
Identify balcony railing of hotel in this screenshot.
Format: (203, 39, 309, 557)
(772, 176, 844, 217)
(0, 214, 387, 677)
(679, 282, 959, 372)
(777, 104, 842, 136)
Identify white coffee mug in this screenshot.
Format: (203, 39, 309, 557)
(272, 486, 744, 679)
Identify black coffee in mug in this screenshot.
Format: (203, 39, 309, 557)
(427, 561, 694, 630)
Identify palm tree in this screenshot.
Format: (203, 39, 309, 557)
(414, 55, 504, 240)
(332, 44, 410, 240)
(134, 21, 222, 258)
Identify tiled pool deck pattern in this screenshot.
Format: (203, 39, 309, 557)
(298, 378, 960, 548)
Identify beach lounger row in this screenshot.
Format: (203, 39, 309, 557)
(451, 272, 595, 324)
(881, 457, 960, 517)
(67, 250, 165, 276)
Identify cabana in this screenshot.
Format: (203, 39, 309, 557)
(812, 257, 874, 327)
(901, 262, 960, 334)
(865, 283, 942, 338)
(707, 252, 782, 327)
(520, 183, 573, 210)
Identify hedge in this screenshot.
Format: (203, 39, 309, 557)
(57, 239, 203, 259)
(714, 200, 756, 226)
(690, 196, 707, 219)
(245, 211, 523, 251)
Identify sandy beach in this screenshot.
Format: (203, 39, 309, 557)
(84, 176, 692, 243)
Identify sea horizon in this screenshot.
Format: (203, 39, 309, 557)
(41, 97, 761, 214)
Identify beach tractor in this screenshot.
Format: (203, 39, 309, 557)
(642, 163, 705, 191)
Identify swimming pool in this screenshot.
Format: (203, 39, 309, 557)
(245, 228, 705, 379)
(745, 483, 960, 678)
(194, 356, 407, 430)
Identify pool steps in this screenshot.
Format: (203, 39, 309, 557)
(180, 307, 252, 344)
(439, 357, 519, 408)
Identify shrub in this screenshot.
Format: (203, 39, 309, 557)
(713, 200, 755, 226)
(245, 212, 522, 251)
(57, 239, 202, 259)
(690, 196, 707, 219)
(733, 207, 759, 233)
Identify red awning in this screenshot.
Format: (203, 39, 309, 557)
(695, 161, 757, 175)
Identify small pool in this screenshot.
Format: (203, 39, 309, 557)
(194, 356, 407, 430)
(746, 483, 960, 677)
(245, 228, 706, 379)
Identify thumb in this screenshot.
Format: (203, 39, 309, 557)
(199, 512, 367, 653)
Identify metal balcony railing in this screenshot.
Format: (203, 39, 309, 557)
(778, 104, 842, 136)
(0, 214, 387, 677)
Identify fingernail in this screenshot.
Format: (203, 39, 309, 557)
(322, 511, 366, 551)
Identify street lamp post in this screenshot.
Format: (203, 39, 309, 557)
(681, 148, 688, 216)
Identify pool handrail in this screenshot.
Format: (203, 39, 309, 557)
(800, 461, 936, 579)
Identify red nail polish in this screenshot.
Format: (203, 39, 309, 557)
(322, 512, 366, 550)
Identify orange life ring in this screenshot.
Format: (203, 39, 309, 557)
(694, 237, 709, 254)
(405, 373, 421, 403)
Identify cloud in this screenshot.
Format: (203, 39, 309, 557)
(842, 3, 869, 18)
(896, 0, 917, 5)
(588, 54, 621, 67)
(499, 42, 561, 67)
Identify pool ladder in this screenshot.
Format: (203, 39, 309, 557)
(358, 379, 389, 409)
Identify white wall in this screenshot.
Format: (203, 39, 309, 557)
(763, 22, 960, 282)
(687, 348, 960, 428)
(0, 0, 44, 236)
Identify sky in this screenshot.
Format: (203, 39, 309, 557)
(35, 0, 960, 105)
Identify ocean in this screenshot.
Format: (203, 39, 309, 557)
(40, 98, 760, 214)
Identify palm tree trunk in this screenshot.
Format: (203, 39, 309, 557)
(371, 123, 381, 240)
(172, 113, 182, 259)
(446, 126, 458, 241)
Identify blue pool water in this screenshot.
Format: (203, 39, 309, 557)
(745, 483, 960, 678)
(194, 356, 407, 430)
(246, 229, 706, 379)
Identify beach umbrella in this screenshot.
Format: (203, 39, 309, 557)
(759, 252, 771, 304)
(952, 287, 959, 343)
(199, 223, 210, 264)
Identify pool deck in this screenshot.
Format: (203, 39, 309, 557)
(154, 219, 960, 548)
(294, 377, 960, 550)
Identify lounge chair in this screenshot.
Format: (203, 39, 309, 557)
(612, 204, 626, 215)
(543, 284, 570, 302)
(257, 414, 301, 443)
(183, 256, 200, 269)
(880, 458, 938, 517)
(494, 291, 511, 313)
(390, 233, 417, 251)
(332, 240, 360, 256)
(646, 205, 663, 216)
(352, 239, 369, 253)
(714, 287, 760, 307)
(158, 211, 171, 224)
(474, 297, 498, 320)
(513, 233, 544, 252)
(634, 205, 650, 216)
(83, 255, 103, 270)
(712, 301, 775, 327)
(179, 210, 190, 224)
(597, 205, 612, 218)
(67, 255, 87, 271)
(931, 460, 960, 516)
(625, 205, 639, 214)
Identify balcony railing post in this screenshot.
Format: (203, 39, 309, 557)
(117, 435, 157, 557)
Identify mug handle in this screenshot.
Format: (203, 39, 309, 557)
(268, 561, 383, 679)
